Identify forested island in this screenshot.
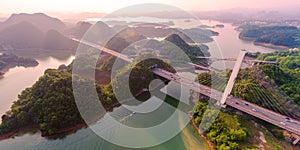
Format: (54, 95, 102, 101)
(0, 30, 209, 137)
(239, 25, 300, 49)
(0, 66, 115, 136)
(0, 52, 176, 138)
(164, 34, 209, 62)
(193, 48, 300, 149)
(0, 53, 38, 77)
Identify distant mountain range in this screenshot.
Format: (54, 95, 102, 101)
(83, 21, 116, 44)
(0, 13, 77, 51)
(0, 13, 148, 52)
(0, 13, 66, 32)
(65, 21, 92, 39)
(0, 12, 217, 53)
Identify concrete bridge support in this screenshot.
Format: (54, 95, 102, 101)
(218, 50, 247, 107)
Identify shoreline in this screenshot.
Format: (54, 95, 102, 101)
(0, 68, 10, 77)
(238, 36, 290, 50)
(190, 115, 214, 150)
(0, 68, 158, 140)
(0, 99, 127, 141)
(0, 84, 213, 150)
(0, 108, 216, 150)
(253, 42, 289, 50)
(0, 87, 145, 141)
(0, 125, 39, 140)
(0, 63, 39, 78)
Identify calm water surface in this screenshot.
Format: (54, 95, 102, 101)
(0, 55, 74, 117)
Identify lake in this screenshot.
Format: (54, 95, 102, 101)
(171, 19, 277, 68)
(0, 93, 209, 150)
(201, 20, 276, 68)
(0, 54, 74, 117)
(0, 53, 210, 150)
(0, 19, 280, 149)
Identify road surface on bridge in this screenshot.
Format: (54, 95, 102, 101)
(152, 68, 300, 136)
(73, 38, 300, 140)
(72, 38, 134, 62)
(197, 56, 278, 64)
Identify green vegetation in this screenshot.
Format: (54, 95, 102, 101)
(194, 49, 300, 149)
(165, 34, 208, 56)
(239, 25, 300, 48)
(0, 53, 38, 75)
(257, 49, 300, 106)
(262, 129, 282, 150)
(245, 52, 261, 58)
(112, 53, 176, 98)
(134, 35, 209, 64)
(193, 100, 247, 150)
(96, 56, 116, 72)
(182, 27, 219, 43)
(0, 69, 115, 135)
(164, 34, 209, 63)
(193, 72, 250, 149)
(0, 51, 177, 136)
(195, 51, 300, 118)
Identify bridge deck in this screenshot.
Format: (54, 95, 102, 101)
(152, 68, 300, 136)
(72, 38, 133, 62)
(197, 56, 278, 64)
(74, 38, 300, 138)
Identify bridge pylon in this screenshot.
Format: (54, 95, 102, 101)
(218, 50, 247, 107)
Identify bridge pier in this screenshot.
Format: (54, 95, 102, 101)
(293, 136, 300, 145)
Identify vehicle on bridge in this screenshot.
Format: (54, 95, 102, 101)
(148, 64, 158, 69)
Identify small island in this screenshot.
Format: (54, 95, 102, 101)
(0, 53, 38, 77)
(215, 24, 225, 28)
(198, 24, 225, 29)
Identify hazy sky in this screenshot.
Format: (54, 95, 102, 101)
(1, 0, 300, 16)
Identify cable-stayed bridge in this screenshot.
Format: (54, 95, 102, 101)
(74, 38, 300, 144)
